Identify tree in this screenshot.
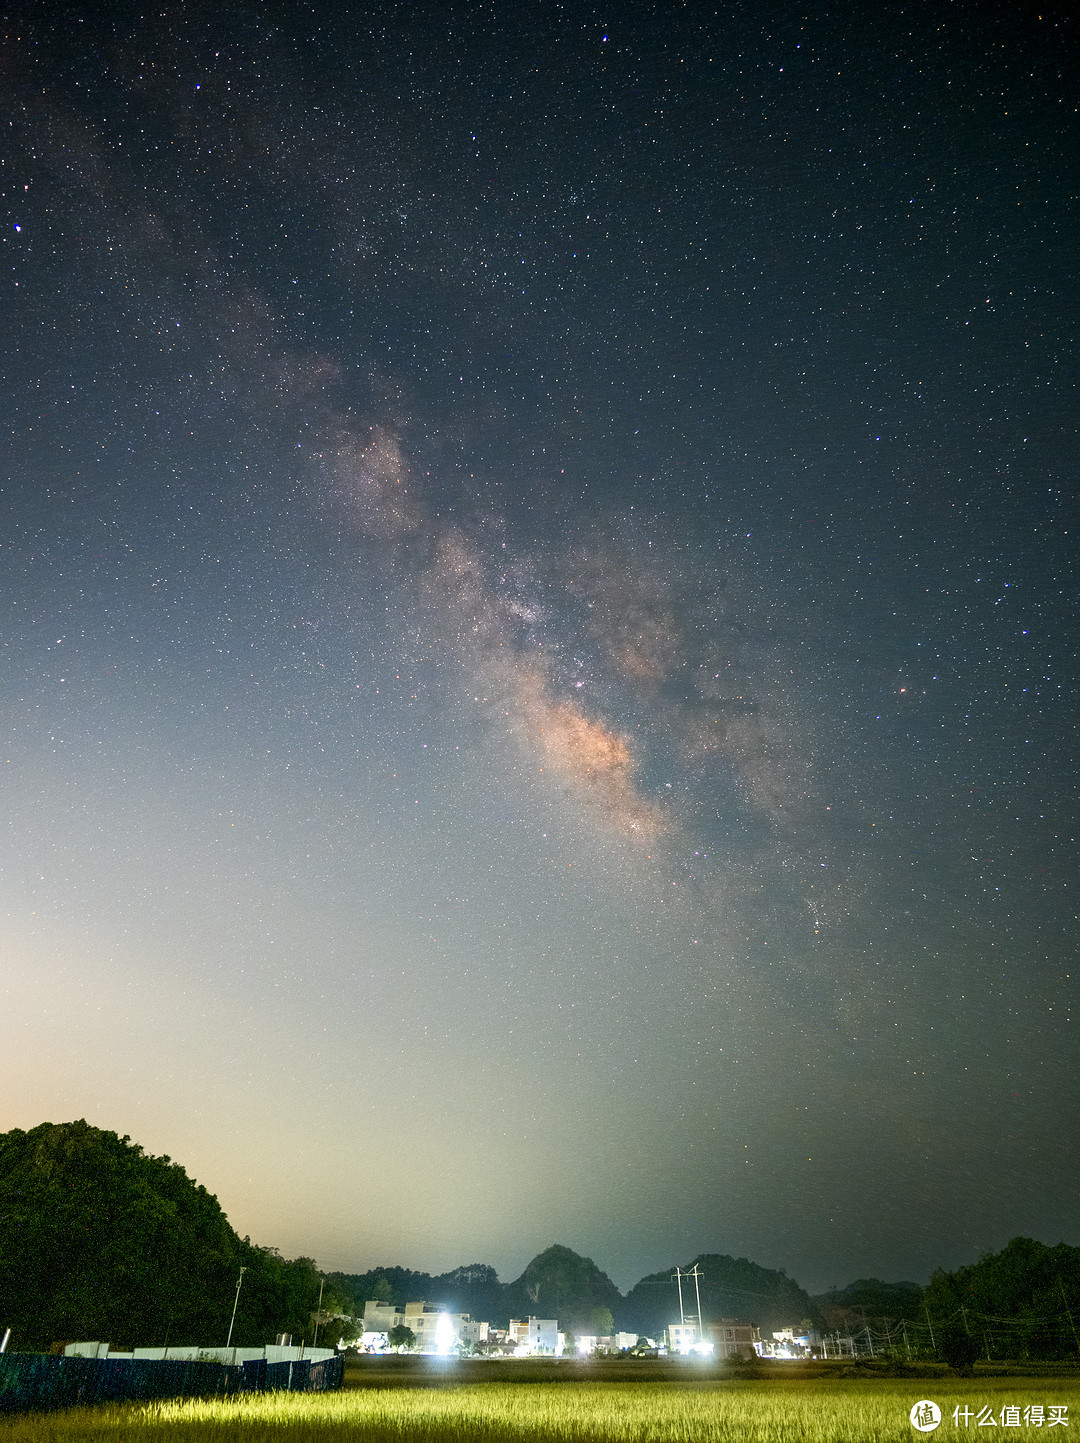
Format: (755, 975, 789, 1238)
(387, 1324, 416, 1352)
(925, 1238, 1080, 1362)
(812, 1279, 923, 1333)
(314, 1312, 360, 1349)
(938, 1322, 979, 1375)
(585, 1306, 614, 1338)
(0, 1121, 330, 1350)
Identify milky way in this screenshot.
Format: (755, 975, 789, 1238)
(1, 1, 1075, 1294)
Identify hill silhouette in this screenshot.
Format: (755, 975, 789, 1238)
(811, 1277, 924, 1330)
(621, 1253, 817, 1337)
(5, 1122, 855, 1349)
(330, 1249, 624, 1331)
(504, 1245, 623, 1331)
(329, 1262, 507, 1329)
(0, 1120, 327, 1350)
(335, 1246, 813, 1336)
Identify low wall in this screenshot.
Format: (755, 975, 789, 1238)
(65, 1342, 337, 1365)
(0, 1350, 344, 1413)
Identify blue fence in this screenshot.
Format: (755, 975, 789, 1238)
(0, 1351, 344, 1413)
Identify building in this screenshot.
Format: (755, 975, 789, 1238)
(708, 1319, 761, 1359)
(360, 1299, 488, 1354)
(508, 1317, 559, 1355)
(402, 1301, 487, 1352)
(589, 1332, 647, 1352)
(611, 1332, 643, 1351)
(664, 1322, 703, 1355)
(757, 1326, 812, 1360)
(361, 1300, 404, 1334)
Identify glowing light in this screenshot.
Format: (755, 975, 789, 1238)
(435, 1312, 455, 1355)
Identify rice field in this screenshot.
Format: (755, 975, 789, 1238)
(1, 1374, 1078, 1443)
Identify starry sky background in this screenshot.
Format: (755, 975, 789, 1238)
(1, 0, 1076, 1295)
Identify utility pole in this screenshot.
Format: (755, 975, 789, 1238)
(226, 1266, 247, 1349)
(902, 1320, 911, 1360)
(312, 1279, 325, 1347)
(924, 1306, 936, 1353)
(1060, 1279, 1080, 1357)
(672, 1266, 706, 1343)
(1056, 1281, 1080, 1356)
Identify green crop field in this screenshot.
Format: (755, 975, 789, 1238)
(1, 1373, 1077, 1443)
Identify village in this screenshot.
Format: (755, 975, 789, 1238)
(355, 1298, 843, 1361)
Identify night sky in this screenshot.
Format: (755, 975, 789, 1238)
(2, 1, 1076, 1296)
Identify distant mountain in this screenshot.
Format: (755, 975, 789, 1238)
(0, 1120, 330, 1351)
(331, 1247, 623, 1331)
(338, 1245, 818, 1337)
(329, 1262, 506, 1328)
(620, 1253, 817, 1337)
(14, 1124, 1072, 1362)
(812, 1278, 925, 1329)
(504, 1245, 623, 1331)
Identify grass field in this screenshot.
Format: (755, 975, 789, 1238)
(1, 1367, 1076, 1442)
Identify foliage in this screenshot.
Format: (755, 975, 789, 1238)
(386, 1325, 416, 1352)
(313, 1309, 359, 1348)
(0, 1121, 328, 1351)
(936, 1322, 980, 1375)
(1, 1376, 1078, 1443)
(925, 1237, 1080, 1361)
(812, 1279, 924, 1331)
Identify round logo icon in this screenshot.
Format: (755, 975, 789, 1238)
(910, 1400, 942, 1432)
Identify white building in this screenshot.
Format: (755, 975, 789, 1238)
(508, 1317, 559, 1355)
(758, 1327, 812, 1360)
(665, 1321, 699, 1354)
(360, 1300, 487, 1354)
(611, 1332, 643, 1351)
(403, 1301, 487, 1352)
(663, 1322, 717, 1356)
(361, 1300, 404, 1333)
